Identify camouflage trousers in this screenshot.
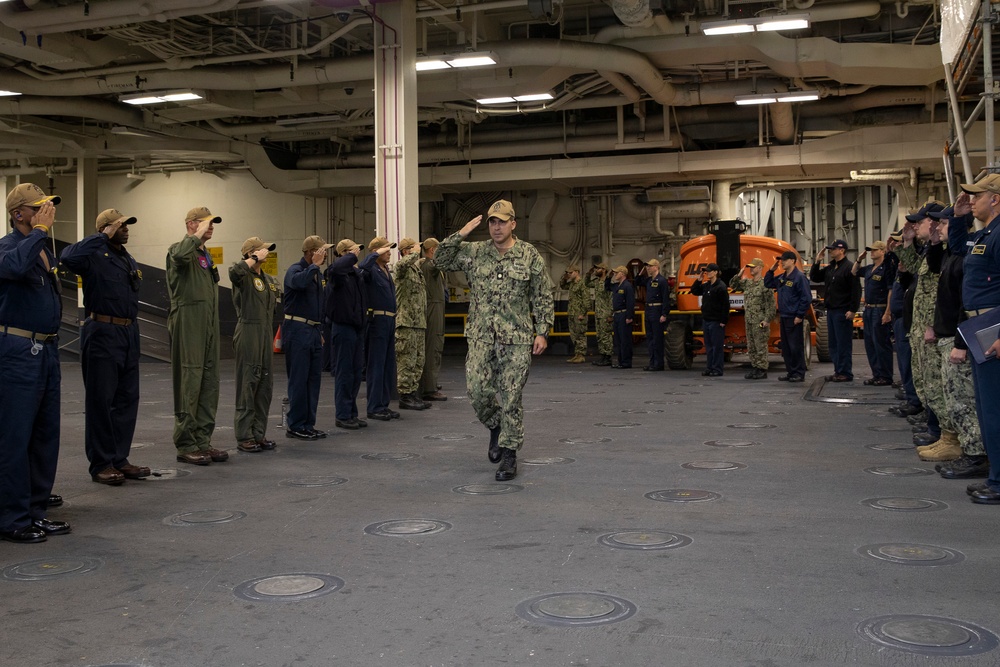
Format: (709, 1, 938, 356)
(395, 326, 425, 395)
(569, 313, 588, 356)
(939, 337, 984, 455)
(466, 338, 531, 451)
(747, 321, 770, 371)
(595, 316, 613, 355)
(911, 338, 954, 433)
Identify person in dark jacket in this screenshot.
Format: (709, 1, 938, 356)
(690, 262, 730, 376)
(765, 251, 811, 382)
(359, 237, 399, 421)
(605, 265, 634, 369)
(811, 239, 862, 382)
(326, 239, 368, 430)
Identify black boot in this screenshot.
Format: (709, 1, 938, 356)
(399, 393, 428, 410)
(488, 425, 501, 463)
(592, 355, 612, 367)
(496, 448, 517, 481)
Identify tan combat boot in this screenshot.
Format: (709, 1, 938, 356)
(915, 438, 943, 455)
(919, 431, 962, 461)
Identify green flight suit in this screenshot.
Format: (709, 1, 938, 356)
(420, 256, 446, 396)
(394, 251, 426, 395)
(166, 235, 220, 454)
(230, 260, 281, 443)
(435, 233, 554, 451)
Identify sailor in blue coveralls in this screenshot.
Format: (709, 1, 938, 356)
(359, 236, 400, 420)
(0, 183, 71, 543)
(283, 235, 331, 441)
(605, 265, 635, 369)
(61, 208, 148, 486)
(635, 258, 670, 371)
(953, 175, 1000, 504)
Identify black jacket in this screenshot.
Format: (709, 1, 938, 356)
(691, 278, 730, 323)
(325, 253, 368, 328)
(810, 257, 861, 311)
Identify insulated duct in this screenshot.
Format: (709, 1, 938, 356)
(0, 0, 242, 35)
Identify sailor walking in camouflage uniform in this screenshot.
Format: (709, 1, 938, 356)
(435, 199, 554, 481)
(230, 237, 280, 453)
(559, 265, 589, 363)
(586, 263, 613, 365)
(395, 237, 430, 410)
(729, 257, 776, 379)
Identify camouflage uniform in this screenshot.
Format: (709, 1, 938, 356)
(939, 337, 985, 455)
(729, 273, 776, 371)
(559, 275, 589, 356)
(585, 272, 613, 355)
(420, 256, 447, 396)
(897, 244, 953, 432)
(435, 233, 554, 451)
(394, 251, 426, 395)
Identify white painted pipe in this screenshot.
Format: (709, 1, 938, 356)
(0, 0, 242, 35)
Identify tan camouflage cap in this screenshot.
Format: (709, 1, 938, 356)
(302, 235, 334, 253)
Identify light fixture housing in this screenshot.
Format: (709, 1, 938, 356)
(416, 51, 497, 71)
(702, 13, 809, 35)
(735, 90, 819, 105)
(0, 90, 22, 97)
(122, 90, 202, 105)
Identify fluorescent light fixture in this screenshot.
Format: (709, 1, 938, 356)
(121, 90, 202, 105)
(477, 96, 516, 105)
(0, 90, 21, 97)
(735, 90, 820, 105)
(447, 52, 497, 68)
(735, 95, 777, 106)
(415, 58, 450, 71)
(274, 114, 342, 126)
(777, 91, 820, 102)
(701, 21, 754, 36)
(702, 13, 809, 35)
(756, 16, 810, 31)
(513, 93, 553, 102)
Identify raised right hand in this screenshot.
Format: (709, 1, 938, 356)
(459, 215, 483, 237)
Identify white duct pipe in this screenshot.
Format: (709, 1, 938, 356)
(0, 0, 242, 35)
(0, 97, 143, 127)
(619, 194, 711, 221)
(611, 0, 657, 29)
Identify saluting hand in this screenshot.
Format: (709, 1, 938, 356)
(102, 219, 122, 239)
(255, 247, 270, 262)
(954, 192, 972, 217)
(34, 201, 56, 229)
(194, 218, 214, 240)
(311, 247, 327, 267)
(459, 215, 483, 237)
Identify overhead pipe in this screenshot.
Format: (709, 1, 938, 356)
(0, 96, 144, 127)
(0, 0, 242, 35)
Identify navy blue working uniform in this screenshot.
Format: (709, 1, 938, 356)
(860, 255, 897, 382)
(890, 261, 920, 408)
(325, 251, 368, 423)
(60, 229, 142, 479)
(811, 256, 861, 380)
(765, 265, 811, 380)
(359, 247, 398, 416)
(960, 208, 1000, 493)
(0, 224, 61, 535)
(283, 255, 325, 434)
(690, 276, 730, 375)
(606, 275, 634, 368)
(635, 269, 670, 370)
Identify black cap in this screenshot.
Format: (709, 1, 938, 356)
(824, 239, 849, 250)
(928, 206, 954, 220)
(705, 263, 720, 272)
(776, 250, 797, 261)
(905, 202, 946, 222)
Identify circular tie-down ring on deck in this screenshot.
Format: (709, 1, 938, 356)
(515, 592, 637, 627)
(857, 543, 965, 567)
(3, 557, 103, 581)
(858, 615, 999, 656)
(233, 573, 345, 602)
(363, 519, 452, 537)
(597, 530, 693, 551)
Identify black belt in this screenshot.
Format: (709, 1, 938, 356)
(1, 325, 58, 342)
